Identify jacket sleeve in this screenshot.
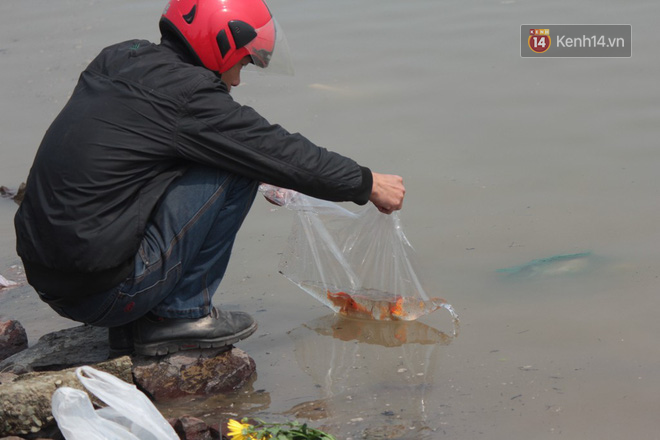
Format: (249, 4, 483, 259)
(174, 79, 372, 205)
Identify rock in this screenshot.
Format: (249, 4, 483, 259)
(0, 372, 17, 385)
(284, 398, 330, 421)
(0, 320, 28, 361)
(362, 424, 408, 439)
(0, 325, 109, 374)
(0, 356, 132, 438)
(169, 415, 222, 440)
(1, 437, 55, 440)
(0, 324, 256, 436)
(133, 347, 256, 401)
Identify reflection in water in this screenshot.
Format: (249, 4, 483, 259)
(302, 313, 457, 347)
(286, 314, 457, 439)
(156, 373, 272, 425)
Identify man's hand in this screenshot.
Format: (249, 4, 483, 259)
(370, 172, 405, 214)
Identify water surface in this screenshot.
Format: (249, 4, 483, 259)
(2, 0, 660, 438)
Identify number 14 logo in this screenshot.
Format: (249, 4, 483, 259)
(528, 33, 551, 53)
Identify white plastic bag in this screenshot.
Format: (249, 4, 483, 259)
(52, 366, 179, 440)
(260, 184, 457, 321)
(52, 388, 141, 440)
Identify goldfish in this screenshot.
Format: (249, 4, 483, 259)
(326, 290, 447, 321)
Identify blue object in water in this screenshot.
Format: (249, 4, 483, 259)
(497, 252, 592, 277)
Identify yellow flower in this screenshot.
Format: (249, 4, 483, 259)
(227, 419, 256, 440)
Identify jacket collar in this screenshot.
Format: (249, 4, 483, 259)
(160, 34, 203, 68)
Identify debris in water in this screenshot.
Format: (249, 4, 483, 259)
(496, 252, 592, 278)
(0, 274, 18, 290)
(0, 183, 26, 205)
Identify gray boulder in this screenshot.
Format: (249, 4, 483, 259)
(0, 325, 109, 374)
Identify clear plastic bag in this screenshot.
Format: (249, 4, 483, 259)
(260, 184, 457, 321)
(51, 366, 179, 440)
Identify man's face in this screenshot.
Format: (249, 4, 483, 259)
(220, 56, 251, 92)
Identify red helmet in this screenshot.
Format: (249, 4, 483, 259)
(160, 0, 291, 74)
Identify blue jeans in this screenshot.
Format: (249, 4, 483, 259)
(49, 166, 258, 327)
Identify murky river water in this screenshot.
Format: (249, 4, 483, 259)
(2, 0, 660, 438)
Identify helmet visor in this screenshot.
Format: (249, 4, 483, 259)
(245, 18, 294, 75)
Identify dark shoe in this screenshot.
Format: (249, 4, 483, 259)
(133, 307, 257, 356)
(108, 324, 135, 358)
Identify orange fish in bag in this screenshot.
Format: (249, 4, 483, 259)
(260, 184, 457, 322)
(326, 290, 450, 321)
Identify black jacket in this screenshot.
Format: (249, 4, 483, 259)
(14, 37, 372, 298)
